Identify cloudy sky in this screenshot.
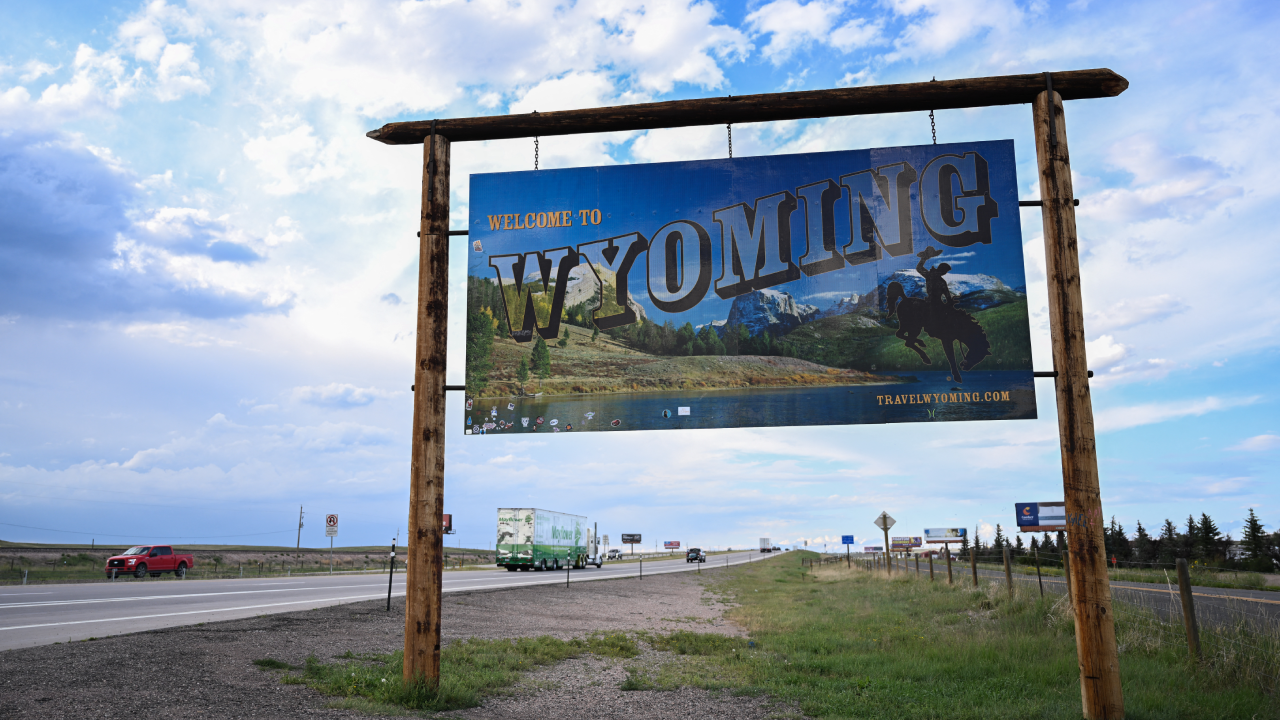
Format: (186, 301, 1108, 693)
(1, 0, 1277, 553)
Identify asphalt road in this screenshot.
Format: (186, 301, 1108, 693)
(0, 550, 768, 651)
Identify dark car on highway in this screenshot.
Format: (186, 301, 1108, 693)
(686, 548, 706, 563)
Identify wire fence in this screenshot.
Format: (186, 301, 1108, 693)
(810, 550, 1280, 694)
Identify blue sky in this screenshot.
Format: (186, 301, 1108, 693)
(1, 0, 1277, 553)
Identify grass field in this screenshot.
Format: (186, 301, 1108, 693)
(280, 552, 1280, 718)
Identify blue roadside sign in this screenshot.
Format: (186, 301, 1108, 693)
(842, 535, 855, 545)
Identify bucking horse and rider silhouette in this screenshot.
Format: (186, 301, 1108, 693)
(886, 245, 991, 383)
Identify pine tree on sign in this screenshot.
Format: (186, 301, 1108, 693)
(516, 356, 529, 395)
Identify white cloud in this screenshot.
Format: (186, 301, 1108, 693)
(1088, 295, 1187, 333)
(19, 60, 60, 82)
(1227, 434, 1280, 452)
(124, 321, 238, 348)
(1095, 396, 1261, 433)
(882, 0, 1025, 60)
(1085, 334, 1130, 370)
(291, 383, 400, 409)
(243, 120, 344, 195)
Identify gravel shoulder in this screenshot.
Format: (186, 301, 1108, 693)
(0, 567, 800, 719)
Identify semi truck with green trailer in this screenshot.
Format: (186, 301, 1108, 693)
(496, 508, 602, 571)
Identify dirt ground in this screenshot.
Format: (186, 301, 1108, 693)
(0, 568, 799, 719)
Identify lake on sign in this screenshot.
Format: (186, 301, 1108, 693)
(479, 371, 1032, 433)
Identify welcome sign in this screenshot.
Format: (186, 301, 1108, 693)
(464, 142, 1036, 435)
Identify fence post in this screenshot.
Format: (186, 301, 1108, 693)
(915, 555, 920, 577)
(22, 570, 27, 585)
(1176, 558, 1201, 660)
(928, 554, 934, 581)
(1034, 546, 1044, 597)
(1003, 547, 1013, 598)
(971, 548, 978, 587)
(946, 548, 953, 585)
(1063, 548, 1073, 605)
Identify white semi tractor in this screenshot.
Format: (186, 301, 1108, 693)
(496, 508, 603, 571)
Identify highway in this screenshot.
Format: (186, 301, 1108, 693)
(0, 550, 767, 652)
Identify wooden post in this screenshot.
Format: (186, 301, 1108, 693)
(1176, 559, 1201, 660)
(1034, 545, 1045, 598)
(883, 528, 891, 575)
(1003, 546, 1013, 598)
(928, 553, 934, 581)
(404, 131, 450, 687)
(971, 548, 978, 587)
(945, 547, 953, 585)
(915, 555, 920, 577)
(1064, 547, 1074, 605)
(1034, 84, 1124, 719)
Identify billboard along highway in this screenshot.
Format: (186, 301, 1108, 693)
(464, 142, 1035, 434)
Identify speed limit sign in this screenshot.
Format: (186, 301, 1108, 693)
(325, 514, 338, 537)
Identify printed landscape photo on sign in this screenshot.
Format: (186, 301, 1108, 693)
(464, 141, 1036, 434)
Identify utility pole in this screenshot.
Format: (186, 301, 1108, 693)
(297, 506, 305, 550)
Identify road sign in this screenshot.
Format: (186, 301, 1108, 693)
(863, 546, 884, 553)
(924, 527, 966, 543)
(325, 514, 338, 537)
(443, 513, 454, 533)
(603, 535, 609, 545)
(664, 541, 680, 549)
(841, 535, 855, 545)
(1015, 501, 1066, 532)
(621, 533, 641, 544)
(874, 512, 895, 530)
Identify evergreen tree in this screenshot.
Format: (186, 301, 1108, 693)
(1105, 517, 1132, 562)
(1158, 519, 1179, 563)
(1042, 533, 1056, 557)
(1183, 515, 1200, 559)
(1242, 508, 1268, 569)
(1133, 520, 1154, 564)
(530, 336, 551, 389)
(1198, 513, 1222, 561)
(1030, 536, 1039, 552)
(516, 356, 529, 395)
(959, 532, 970, 555)
(591, 326, 599, 342)
(993, 524, 1006, 551)
(465, 306, 494, 392)
(1014, 534, 1025, 556)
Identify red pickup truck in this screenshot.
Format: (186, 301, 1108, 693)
(105, 545, 195, 579)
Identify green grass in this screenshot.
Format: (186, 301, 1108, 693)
(659, 553, 1280, 719)
(269, 633, 640, 713)
(975, 559, 1278, 593)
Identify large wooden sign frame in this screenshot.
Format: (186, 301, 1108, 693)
(366, 68, 1129, 719)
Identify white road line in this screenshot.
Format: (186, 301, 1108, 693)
(0, 592, 53, 596)
(0, 593, 405, 632)
(0, 581, 405, 610)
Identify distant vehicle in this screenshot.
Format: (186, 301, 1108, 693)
(607, 549, 623, 560)
(495, 508, 603, 571)
(759, 538, 772, 553)
(686, 548, 706, 563)
(105, 545, 194, 579)
(771, 546, 781, 552)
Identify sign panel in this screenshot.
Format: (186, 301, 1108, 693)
(443, 513, 453, 533)
(923, 527, 966, 544)
(621, 533, 641, 544)
(325, 514, 338, 537)
(863, 546, 884, 553)
(1016, 502, 1066, 532)
(664, 541, 680, 549)
(464, 142, 1035, 435)
(874, 512, 896, 530)
(891, 536, 923, 551)
(841, 535, 855, 545)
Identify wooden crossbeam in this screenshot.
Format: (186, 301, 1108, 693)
(367, 68, 1127, 145)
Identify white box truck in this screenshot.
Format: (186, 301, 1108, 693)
(759, 538, 772, 553)
(496, 509, 602, 571)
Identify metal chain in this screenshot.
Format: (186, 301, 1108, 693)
(727, 123, 733, 158)
(929, 77, 937, 145)
(534, 136, 539, 170)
